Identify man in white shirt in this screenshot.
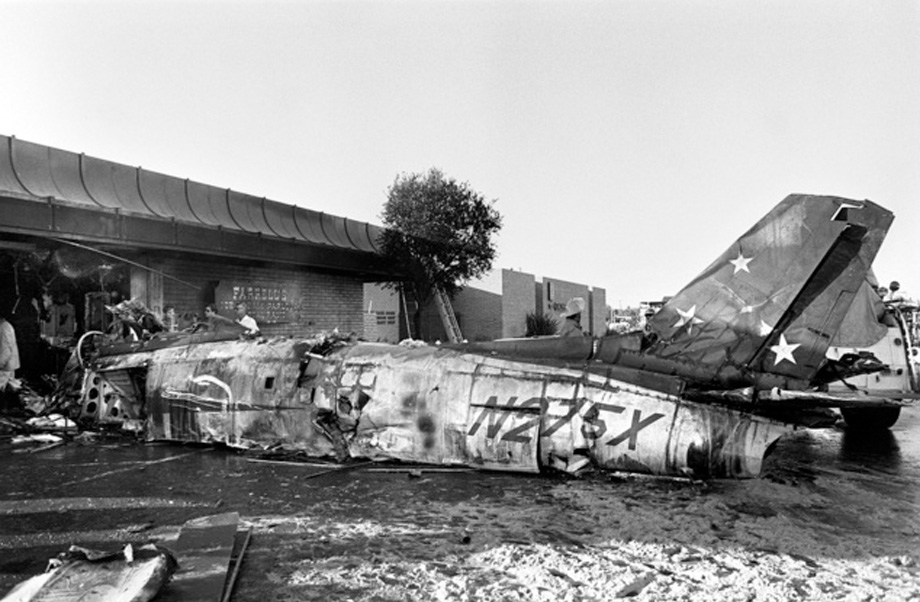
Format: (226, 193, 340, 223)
(0, 312, 21, 410)
(885, 281, 909, 304)
(234, 302, 261, 337)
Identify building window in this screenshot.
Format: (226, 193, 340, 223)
(547, 282, 553, 301)
(375, 310, 396, 325)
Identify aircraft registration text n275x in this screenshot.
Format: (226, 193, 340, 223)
(86, 194, 919, 479)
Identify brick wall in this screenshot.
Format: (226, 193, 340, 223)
(149, 254, 364, 338)
(502, 269, 536, 338)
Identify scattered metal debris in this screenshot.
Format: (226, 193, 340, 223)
(0, 543, 177, 602)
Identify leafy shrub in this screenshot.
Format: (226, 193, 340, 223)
(525, 312, 558, 337)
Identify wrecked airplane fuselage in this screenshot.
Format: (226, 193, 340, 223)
(87, 335, 789, 479)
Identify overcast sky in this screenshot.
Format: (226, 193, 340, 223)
(2, 0, 917, 307)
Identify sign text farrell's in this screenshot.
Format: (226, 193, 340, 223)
(216, 283, 295, 324)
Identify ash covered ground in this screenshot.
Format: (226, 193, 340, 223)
(2, 406, 919, 601)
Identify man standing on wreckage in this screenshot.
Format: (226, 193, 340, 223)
(85, 194, 918, 480)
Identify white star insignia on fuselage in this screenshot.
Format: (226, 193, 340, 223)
(729, 252, 753, 274)
(674, 305, 704, 334)
(770, 334, 800, 365)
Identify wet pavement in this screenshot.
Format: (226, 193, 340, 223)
(2, 406, 919, 601)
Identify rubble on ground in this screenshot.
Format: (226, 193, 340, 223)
(238, 468, 920, 602)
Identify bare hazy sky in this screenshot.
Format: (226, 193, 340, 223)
(2, 0, 917, 307)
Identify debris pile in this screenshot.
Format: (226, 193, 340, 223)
(239, 467, 920, 602)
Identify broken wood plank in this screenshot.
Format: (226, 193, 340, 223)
(157, 512, 240, 602)
(365, 467, 475, 473)
(61, 450, 202, 487)
(245, 457, 347, 468)
(221, 527, 252, 602)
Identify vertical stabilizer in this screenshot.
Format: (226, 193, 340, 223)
(644, 195, 893, 389)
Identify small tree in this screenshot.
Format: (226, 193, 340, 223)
(525, 311, 558, 337)
(380, 168, 502, 338)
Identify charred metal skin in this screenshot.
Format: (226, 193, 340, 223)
(312, 343, 789, 479)
(1, 544, 177, 602)
(91, 337, 789, 479)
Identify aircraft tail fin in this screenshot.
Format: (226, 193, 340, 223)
(644, 194, 894, 389)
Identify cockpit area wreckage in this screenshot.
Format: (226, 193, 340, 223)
(79, 194, 919, 479)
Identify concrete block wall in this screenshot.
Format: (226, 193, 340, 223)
(502, 269, 536, 338)
(157, 255, 364, 338)
(363, 283, 401, 343)
(589, 287, 607, 337)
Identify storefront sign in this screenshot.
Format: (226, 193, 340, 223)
(215, 283, 295, 325)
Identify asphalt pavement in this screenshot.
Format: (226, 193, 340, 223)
(1, 406, 919, 601)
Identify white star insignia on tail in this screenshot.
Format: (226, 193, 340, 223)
(729, 252, 753, 274)
(770, 334, 800, 365)
(674, 305, 704, 334)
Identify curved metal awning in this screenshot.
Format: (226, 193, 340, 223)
(345, 218, 378, 253)
(263, 198, 302, 240)
(0, 134, 398, 279)
(294, 206, 333, 245)
(186, 180, 235, 228)
(138, 168, 199, 222)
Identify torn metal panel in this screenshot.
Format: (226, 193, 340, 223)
(465, 362, 546, 472)
(140, 338, 333, 454)
(1, 544, 177, 602)
(323, 344, 472, 467)
(81, 370, 141, 423)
